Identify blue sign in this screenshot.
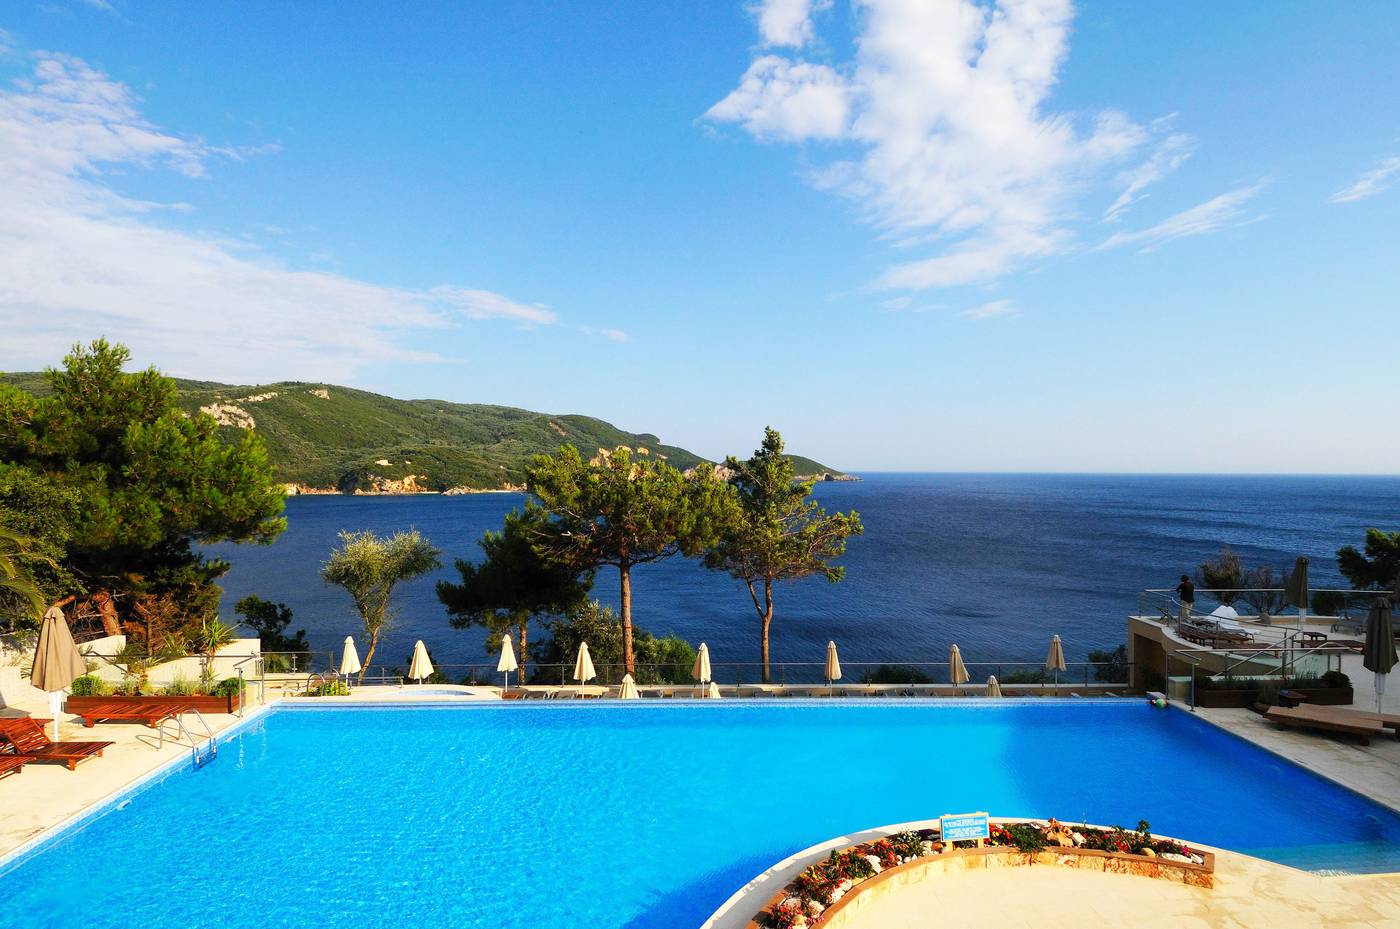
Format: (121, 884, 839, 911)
(940, 812, 990, 842)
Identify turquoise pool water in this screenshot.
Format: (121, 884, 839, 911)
(3, 702, 1399, 929)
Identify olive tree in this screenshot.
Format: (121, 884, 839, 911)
(322, 529, 440, 681)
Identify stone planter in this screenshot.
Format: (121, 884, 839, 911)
(745, 827, 1215, 929)
(1196, 685, 1353, 709)
(66, 692, 242, 715)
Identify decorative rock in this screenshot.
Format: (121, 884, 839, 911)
(920, 841, 935, 854)
(1071, 831, 1086, 846)
(864, 855, 883, 874)
(1142, 847, 1157, 857)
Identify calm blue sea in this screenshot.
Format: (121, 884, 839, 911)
(207, 473, 1399, 674)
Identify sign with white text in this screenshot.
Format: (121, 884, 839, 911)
(940, 811, 991, 843)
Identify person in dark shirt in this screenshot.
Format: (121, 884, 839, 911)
(1175, 575, 1195, 622)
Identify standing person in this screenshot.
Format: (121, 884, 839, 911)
(1175, 574, 1196, 623)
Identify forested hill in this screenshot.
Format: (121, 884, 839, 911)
(0, 373, 847, 493)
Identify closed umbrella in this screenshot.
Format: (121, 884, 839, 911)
(692, 642, 711, 696)
(706, 681, 721, 699)
(408, 640, 433, 684)
(1363, 598, 1397, 714)
(573, 641, 596, 695)
(825, 641, 842, 696)
(618, 673, 640, 700)
(497, 633, 519, 695)
(1045, 635, 1067, 696)
(949, 644, 970, 695)
(30, 605, 86, 742)
(1285, 556, 1310, 630)
(339, 636, 362, 687)
(986, 675, 1003, 698)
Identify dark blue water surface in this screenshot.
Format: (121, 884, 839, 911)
(3, 703, 1400, 929)
(207, 473, 1399, 674)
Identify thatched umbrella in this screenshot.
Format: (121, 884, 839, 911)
(1285, 556, 1310, 629)
(1364, 598, 1397, 714)
(31, 605, 87, 741)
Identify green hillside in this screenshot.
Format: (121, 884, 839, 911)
(1, 373, 847, 492)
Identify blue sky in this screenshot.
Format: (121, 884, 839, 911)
(1, 1, 1397, 473)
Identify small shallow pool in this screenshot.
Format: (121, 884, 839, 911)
(3, 702, 1398, 929)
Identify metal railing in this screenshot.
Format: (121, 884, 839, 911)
(1137, 587, 1391, 626)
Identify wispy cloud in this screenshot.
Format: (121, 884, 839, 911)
(579, 326, 630, 342)
(960, 299, 1017, 320)
(1330, 155, 1400, 204)
(706, 0, 1192, 291)
(0, 53, 565, 382)
(1095, 182, 1266, 252)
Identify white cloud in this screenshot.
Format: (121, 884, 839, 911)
(706, 0, 1196, 290)
(1096, 182, 1265, 252)
(704, 56, 850, 142)
(752, 0, 829, 47)
(578, 326, 630, 342)
(0, 53, 564, 383)
(960, 298, 1017, 320)
(1330, 155, 1400, 204)
(1104, 128, 1194, 221)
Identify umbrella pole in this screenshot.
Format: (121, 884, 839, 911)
(50, 691, 62, 742)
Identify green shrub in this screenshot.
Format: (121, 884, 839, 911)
(212, 677, 244, 697)
(1320, 670, 1351, 689)
(860, 665, 933, 685)
(890, 830, 925, 860)
(309, 680, 350, 697)
(999, 823, 1046, 852)
(162, 675, 198, 696)
(69, 675, 111, 697)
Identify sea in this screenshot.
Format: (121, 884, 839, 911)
(206, 473, 1399, 679)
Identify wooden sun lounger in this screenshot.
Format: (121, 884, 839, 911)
(1264, 705, 1384, 744)
(0, 718, 113, 771)
(0, 754, 27, 779)
(1278, 704, 1400, 738)
(74, 700, 194, 728)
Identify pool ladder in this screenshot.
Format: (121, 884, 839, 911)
(155, 708, 218, 768)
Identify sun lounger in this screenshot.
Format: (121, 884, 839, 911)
(0, 755, 26, 779)
(1277, 704, 1400, 739)
(0, 718, 113, 770)
(73, 700, 193, 728)
(1264, 705, 1384, 744)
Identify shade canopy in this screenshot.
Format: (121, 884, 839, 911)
(692, 642, 712, 684)
(1045, 635, 1067, 672)
(497, 634, 519, 673)
(986, 675, 1003, 698)
(1209, 605, 1240, 620)
(948, 644, 970, 686)
(573, 641, 596, 685)
(618, 673, 640, 700)
(30, 605, 86, 694)
(408, 640, 433, 682)
(1364, 598, 1397, 713)
(339, 636, 362, 677)
(825, 641, 842, 683)
(1285, 556, 1310, 610)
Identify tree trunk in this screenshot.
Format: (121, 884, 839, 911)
(518, 619, 529, 683)
(93, 591, 122, 637)
(761, 579, 774, 684)
(620, 561, 635, 676)
(361, 629, 378, 684)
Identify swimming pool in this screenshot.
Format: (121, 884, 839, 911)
(3, 702, 1399, 929)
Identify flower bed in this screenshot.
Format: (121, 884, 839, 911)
(749, 819, 1214, 929)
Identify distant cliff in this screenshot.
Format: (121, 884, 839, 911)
(1, 373, 850, 493)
